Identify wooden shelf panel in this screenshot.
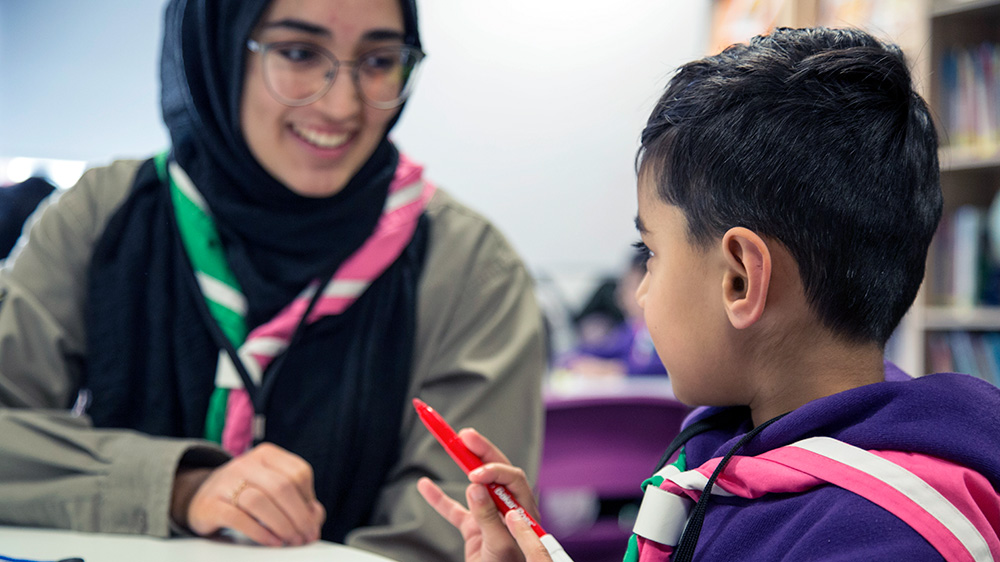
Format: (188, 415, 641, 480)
(923, 306, 1000, 330)
(940, 145, 1000, 172)
(932, 0, 1000, 18)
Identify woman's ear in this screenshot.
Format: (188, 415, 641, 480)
(721, 227, 771, 329)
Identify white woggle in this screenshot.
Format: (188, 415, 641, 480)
(632, 482, 694, 546)
(540, 533, 575, 562)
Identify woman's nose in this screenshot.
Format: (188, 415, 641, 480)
(313, 69, 363, 119)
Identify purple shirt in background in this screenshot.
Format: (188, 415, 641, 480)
(562, 319, 668, 376)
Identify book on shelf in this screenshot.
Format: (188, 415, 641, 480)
(927, 203, 1000, 307)
(953, 205, 984, 307)
(939, 41, 1000, 154)
(926, 332, 954, 374)
(927, 331, 1000, 385)
(978, 332, 1000, 385)
(987, 332, 1000, 385)
(949, 330, 978, 377)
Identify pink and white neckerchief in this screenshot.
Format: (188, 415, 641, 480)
(209, 154, 435, 454)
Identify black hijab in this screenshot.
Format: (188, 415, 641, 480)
(84, 0, 427, 541)
(160, 0, 421, 322)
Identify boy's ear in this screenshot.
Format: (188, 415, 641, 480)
(720, 227, 771, 329)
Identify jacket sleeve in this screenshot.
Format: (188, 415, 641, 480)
(345, 191, 548, 561)
(0, 160, 229, 537)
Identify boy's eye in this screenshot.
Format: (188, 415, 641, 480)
(632, 240, 653, 265)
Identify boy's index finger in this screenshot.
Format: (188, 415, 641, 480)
(416, 477, 471, 530)
(458, 427, 512, 465)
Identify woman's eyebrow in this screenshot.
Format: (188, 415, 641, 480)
(261, 19, 330, 37)
(363, 29, 406, 42)
(259, 21, 406, 43)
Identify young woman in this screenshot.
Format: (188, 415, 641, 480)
(0, 1, 546, 560)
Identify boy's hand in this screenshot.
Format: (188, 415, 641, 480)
(172, 442, 325, 546)
(417, 428, 552, 562)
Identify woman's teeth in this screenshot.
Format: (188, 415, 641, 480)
(293, 126, 349, 149)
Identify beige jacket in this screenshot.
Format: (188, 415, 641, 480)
(0, 159, 546, 561)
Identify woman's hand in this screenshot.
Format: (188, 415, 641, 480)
(171, 442, 326, 546)
(417, 428, 552, 562)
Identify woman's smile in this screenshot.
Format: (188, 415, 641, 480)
(290, 124, 352, 151)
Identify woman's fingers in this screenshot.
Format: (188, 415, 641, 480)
(188, 474, 305, 545)
(257, 442, 318, 504)
(185, 443, 325, 545)
(231, 482, 309, 544)
(246, 443, 324, 542)
(217, 502, 284, 547)
(310, 500, 326, 537)
(248, 463, 321, 541)
(186, 475, 289, 545)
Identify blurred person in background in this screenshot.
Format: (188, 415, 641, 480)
(0, 176, 56, 259)
(559, 252, 667, 376)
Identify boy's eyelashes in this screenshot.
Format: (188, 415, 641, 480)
(632, 240, 653, 264)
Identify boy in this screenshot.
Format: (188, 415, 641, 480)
(418, 27, 1000, 561)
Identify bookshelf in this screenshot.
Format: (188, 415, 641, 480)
(709, 0, 1000, 379)
(925, 0, 1000, 381)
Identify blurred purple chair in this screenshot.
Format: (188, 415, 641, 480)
(537, 377, 690, 562)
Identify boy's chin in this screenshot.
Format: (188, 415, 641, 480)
(671, 386, 739, 410)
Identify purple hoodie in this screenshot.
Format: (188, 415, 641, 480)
(636, 364, 1000, 561)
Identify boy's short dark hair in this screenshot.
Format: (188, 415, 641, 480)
(638, 27, 942, 345)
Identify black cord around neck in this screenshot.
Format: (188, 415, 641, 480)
(671, 411, 789, 562)
(655, 407, 751, 472)
(180, 249, 327, 425)
(166, 158, 329, 436)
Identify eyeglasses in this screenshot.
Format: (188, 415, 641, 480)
(246, 39, 425, 109)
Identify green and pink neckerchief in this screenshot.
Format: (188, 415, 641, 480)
(157, 151, 434, 455)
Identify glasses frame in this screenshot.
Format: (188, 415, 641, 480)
(246, 39, 426, 110)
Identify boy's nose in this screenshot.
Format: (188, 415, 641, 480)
(635, 272, 650, 309)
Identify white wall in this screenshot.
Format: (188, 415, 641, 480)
(0, 0, 710, 298)
(0, 0, 170, 162)
(394, 1, 710, 293)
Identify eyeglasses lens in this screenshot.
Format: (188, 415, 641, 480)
(261, 42, 422, 108)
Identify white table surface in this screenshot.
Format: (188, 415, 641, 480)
(0, 526, 398, 562)
(545, 371, 675, 401)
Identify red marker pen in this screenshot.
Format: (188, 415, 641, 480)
(413, 398, 573, 562)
